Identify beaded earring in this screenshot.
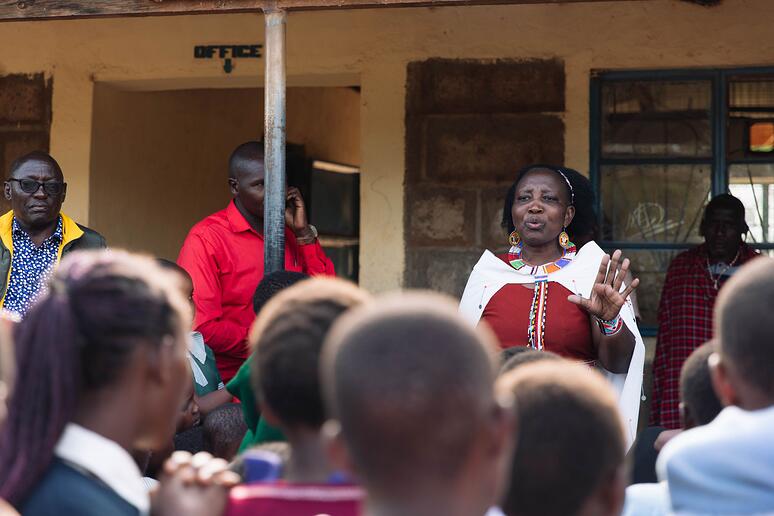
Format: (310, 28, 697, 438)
(558, 228, 571, 249)
(509, 230, 521, 247)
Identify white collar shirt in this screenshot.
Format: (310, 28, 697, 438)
(54, 423, 150, 516)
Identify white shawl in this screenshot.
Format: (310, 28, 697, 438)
(459, 241, 644, 448)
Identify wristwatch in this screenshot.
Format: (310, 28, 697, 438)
(296, 224, 318, 245)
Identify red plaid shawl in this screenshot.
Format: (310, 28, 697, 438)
(650, 243, 759, 429)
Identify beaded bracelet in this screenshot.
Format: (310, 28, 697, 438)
(596, 314, 623, 337)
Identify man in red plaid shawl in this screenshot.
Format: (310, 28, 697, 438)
(651, 194, 758, 429)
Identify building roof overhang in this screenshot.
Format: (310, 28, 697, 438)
(3, 0, 649, 22)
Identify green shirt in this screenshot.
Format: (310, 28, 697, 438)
(226, 355, 286, 452)
(189, 332, 225, 397)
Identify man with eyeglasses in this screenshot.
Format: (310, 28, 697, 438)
(0, 151, 105, 317)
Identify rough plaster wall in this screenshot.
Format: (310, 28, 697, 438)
(405, 58, 565, 296)
(90, 86, 257, 259)
(287, 87, 360, 166)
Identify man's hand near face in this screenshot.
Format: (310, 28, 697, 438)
(285, 187, 315, 244)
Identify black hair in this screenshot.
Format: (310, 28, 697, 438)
(202, 403, 247, 461)
(322, 294, 498, 491)
(500, 362, 624, 516)
(156, 258, 188, 277)
(499, 348, 562, 375)
(174, 426, 205, 456)
(229, 141, 264, 179)
(8, 151, 64, 181)
(253, 271, 310, 315)
(679, 341, 722, 427)
(0, 250, 187, 505)
(501, 165, 597, 243)
(252, 278, 369, 430)
(154, 259, 195, 305)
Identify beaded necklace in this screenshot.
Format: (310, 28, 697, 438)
(507, 242, 577, 350)
(706, 248, 742, 291)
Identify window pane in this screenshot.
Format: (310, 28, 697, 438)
(601, 164, 711, 243)
(727, 78, 774, 161)
(310, 167, 360, 237)
(601, 80, 712, 158)
(749, 122, 774, 153)
(609, 249, 682, 328)
(729, 77, 774, 111)
(729, 164, 774, 243)
(320, 243, 359, 283)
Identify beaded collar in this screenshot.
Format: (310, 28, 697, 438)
(506, 243, 577, 282)
(505, 242, 577, 351)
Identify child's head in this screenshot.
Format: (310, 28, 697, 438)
(713, 257, 774, 409)
(177, 381, 201, 433)
(0, 250, 192, 505)
(497, 361, 626, 516)
(251, 278, 370, 434)
(320, 293, 513, 512)
(202, 403, 247, 461)
(679, 341, 722, 429)
(252, 270, 309, 315)
(156, 259, 194, 305)
(499, 347, 562, 375)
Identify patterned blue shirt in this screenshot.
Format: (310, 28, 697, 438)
(3, 216, 63, 317)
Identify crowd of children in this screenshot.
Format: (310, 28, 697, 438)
(0, 248, 772, 515)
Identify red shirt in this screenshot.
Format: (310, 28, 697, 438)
(226, 483, 364, 516)
(651, 243, 758, 429)
(178, 201, 335, 382)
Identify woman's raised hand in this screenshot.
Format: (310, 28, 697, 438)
(567, 250, 640, 321)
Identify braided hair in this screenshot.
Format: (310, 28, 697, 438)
(0, 250, 189, 506)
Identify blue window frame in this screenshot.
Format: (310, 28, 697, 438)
(590, 68, 774, 335)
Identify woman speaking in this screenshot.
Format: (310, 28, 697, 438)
(460, 164, 644, 445)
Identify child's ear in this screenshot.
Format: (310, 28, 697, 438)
(679, 401, 696, 429)
(487, 391, 517, 460)
(709, 352, 737, 407)
(144, 336, 174, 385)
(323, 419, 357, 478)
(259, 401, 281, 428)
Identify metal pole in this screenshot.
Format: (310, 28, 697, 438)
(263, 7, 287, 274)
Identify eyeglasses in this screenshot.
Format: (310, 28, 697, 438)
(7, 179, 65, 196)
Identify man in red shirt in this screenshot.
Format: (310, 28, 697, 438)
(178, 141, 334, 382)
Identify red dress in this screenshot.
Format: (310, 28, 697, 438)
(480, 255, 595, 362)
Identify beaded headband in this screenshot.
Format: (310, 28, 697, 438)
(555, 168, 575, 206)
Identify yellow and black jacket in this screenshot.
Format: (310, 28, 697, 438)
(0, 210, 106, 303)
